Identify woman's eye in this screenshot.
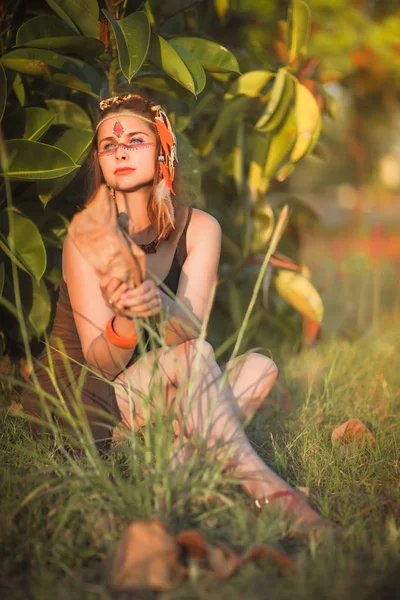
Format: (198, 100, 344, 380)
(130, 137, 144, 145)
(104, 143, 116, 150)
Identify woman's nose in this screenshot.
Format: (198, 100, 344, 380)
(115, 143, 128, 160)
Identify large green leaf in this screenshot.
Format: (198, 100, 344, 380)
(46, 0, 99, 39)
(176, 132, 201, 203)
(17, 36, 104, 57)
(148, 33, 196, 95)
(28, 279, 51, 336)
(0, 64, 6, 122)
(275, 269, 323, 323)
(2, 107, 55, 141)
(255, 69, 294, 132)
(0, 210, 47, 281)
(171, 37, 240, 74)
(2, 140, 79, 180)
(45, 99, 92, 130)
(225, 70, 274, 99)
(37, 128, 93, 205)
(170, 42, 206, 95)
(201, 95, 250, 156)
(16, 15, 78, 44)
(0, 48, 101, 98)
(46, 0, 79, 32)
(287, 0, 311, 62)
(103, 10, 150, 83)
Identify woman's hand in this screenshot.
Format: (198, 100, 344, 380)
(100, 276, 161, 319)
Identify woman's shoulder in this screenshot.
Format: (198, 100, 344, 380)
(188, 207, 221, 234)
(185, 208, 221, 253)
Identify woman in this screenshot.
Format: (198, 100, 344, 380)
(24, 93, 326, 535)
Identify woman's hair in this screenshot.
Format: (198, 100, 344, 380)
(86, 94, 180, 240)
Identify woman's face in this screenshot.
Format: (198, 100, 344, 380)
(97, 114, 157, 192)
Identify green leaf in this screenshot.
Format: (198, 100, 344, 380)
(46, 0, 79, 32)
(0, 209, 47, 281)
(171, 37, 240, 74)
(103, 10, 150, 82)
(148, 33, 196, 94)
(0, 64, 6, 122)
(201, 95, 250, 156)
(176, 132, 201, 203)
(28, 279, 51, 336)
(0, 261, 4, 296)
(17, 36, 105, 57)
(51, 128, 93, 163)
(291, 81, 321, 163)
(170, 42, 206, 95)
(2, 107, 55, 141)
(275, 269, 323, 322)
(255, 69, 294, 132)
(16, 15, 78, 43)
(45, 99, 92, 130)
(133, 73, 188, 98)
(2, 140, 79, 180)
(46, 0, 99, 39)
(12, 73, 25, 106)
(0, 48, 101, 98)
(226, 70, 274, 99)
(37, 129, 93, 205)
(287, 0, 311, 63)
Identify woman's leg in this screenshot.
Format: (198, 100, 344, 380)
(221, 353, 278, 423)
(114, 339, 321, 527)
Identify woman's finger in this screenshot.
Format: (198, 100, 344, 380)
(126, 279, 156, 298)
(118, 288, 159, 308)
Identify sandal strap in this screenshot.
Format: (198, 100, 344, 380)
(255, 490, 302, 512)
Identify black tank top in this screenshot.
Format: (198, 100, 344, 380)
(125, 207, 193, 365)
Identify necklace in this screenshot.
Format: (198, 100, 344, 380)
(117, 212, 161, 254)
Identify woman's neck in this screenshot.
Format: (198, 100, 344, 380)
(115, 186, 154, 236)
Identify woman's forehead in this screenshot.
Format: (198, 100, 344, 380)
(97, 114, 154, 139)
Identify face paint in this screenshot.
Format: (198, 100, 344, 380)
(97, 141, 155, 158)
(112, 120, 125, 138)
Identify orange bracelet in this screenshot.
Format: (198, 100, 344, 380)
(105, 317, 138, 349)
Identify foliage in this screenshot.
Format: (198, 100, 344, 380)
(1, 314, 400, 597)
(0, 0, 333, 354)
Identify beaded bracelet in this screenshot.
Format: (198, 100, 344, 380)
(105, 316, 138, 349)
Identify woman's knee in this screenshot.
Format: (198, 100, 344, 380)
(173, 338, 215, 364)
(248, 353, 278, 386)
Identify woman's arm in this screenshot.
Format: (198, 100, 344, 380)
(63, 235, 139, 380)
(115, 209, 221, 346)
(159, 209, 221, 344)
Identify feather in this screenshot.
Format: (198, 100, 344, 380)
(155, 118, 174, 156)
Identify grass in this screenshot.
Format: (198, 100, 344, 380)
(1, 310, 399, 599)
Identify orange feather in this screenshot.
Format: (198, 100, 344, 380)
(155, 119, 174, 156)
(160, 162, 175, 195)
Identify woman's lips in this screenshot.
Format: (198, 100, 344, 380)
(114, 167, 135, 175)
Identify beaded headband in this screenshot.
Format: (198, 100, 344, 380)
(96, 94, 177, 195)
